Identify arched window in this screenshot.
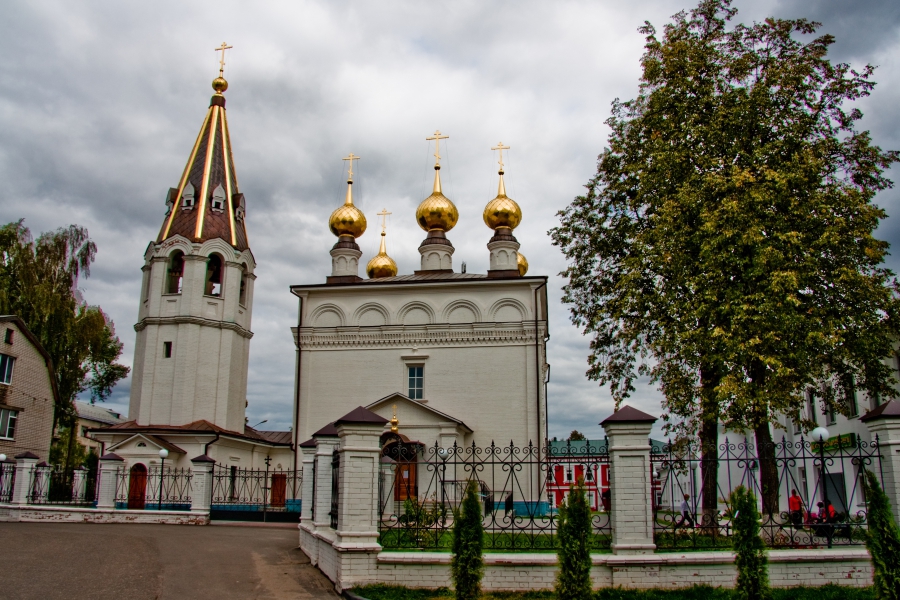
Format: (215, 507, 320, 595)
(205, 254, 223, 297)
(239, 265, 249, 306)
(166, 251, 184, 294)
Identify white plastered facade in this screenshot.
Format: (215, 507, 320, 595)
(129, 234, 256, 432)
(291, 277, 550, 462)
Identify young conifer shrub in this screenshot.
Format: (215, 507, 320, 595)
(862, 469, 900, 600)
(730, 485, 771, 600)
(451, 479, 484, 600)
(555, 477, 592, 600)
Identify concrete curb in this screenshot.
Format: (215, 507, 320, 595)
(342, 592, 369, 600)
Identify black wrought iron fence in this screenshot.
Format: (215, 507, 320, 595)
(0, 461, 16, 503)
(115, 466, 192, 510)
(330, 447, 340, 529)
(650, 434, 882, 550)
(378, 440, 611, 551)
(210, 464, 301, 522)
(28, 465, 98, 506)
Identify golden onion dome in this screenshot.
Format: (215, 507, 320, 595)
(483, 171, 522, 230)
(367, 233, 398, 278)
(329, 181, 367, 238)
(416, 166, 459, 232)
(517, 251, 528, 276)
(212, 77, 228, 94)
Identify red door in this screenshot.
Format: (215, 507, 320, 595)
(127, 464, 147, 510)
(270, 474, 287, 507)
(395, 460, 417, 501)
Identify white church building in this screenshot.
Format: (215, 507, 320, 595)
(290, 137, 550, 469)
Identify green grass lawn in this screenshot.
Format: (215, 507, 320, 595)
(350, 584, 874, 600)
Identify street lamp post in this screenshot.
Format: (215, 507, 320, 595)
(810, 426, 830, 548)
(158, 449, 169, 511)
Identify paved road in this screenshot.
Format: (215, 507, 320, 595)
(0, 522, 340, 600)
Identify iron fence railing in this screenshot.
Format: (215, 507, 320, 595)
(0, 461, 16, 503)
(27, 465, 98, 506)
(378, 440, 611, 551)
(115, 466, 192, 510)
(330, 447, 340, 529)
(210, 465, 301, 519)
(650, 434, 882, 550)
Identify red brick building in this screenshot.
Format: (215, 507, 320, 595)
(0, 316, 59, 460)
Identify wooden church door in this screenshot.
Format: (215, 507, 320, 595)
(127, 464, 148, 509)
(270, 473, 287, 507)
(395, 459, 417, 501)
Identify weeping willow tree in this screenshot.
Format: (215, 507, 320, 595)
(551, 0, 899, 521)
(0, 220, 129, 467)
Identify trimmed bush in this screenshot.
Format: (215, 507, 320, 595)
(556, 478, 593, 600)
(451, 480, 484, 600)
(862, 469, 900, 600)
(730, 485, 771, 600)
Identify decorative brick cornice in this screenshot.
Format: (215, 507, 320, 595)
(134, 316, 254, 339)
(293, 322, 547, 349)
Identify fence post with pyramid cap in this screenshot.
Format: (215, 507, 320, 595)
(862, 400, 900, 523)
(331, 406, 388, 592)
(12, 452, 39, 505)
(96, 453, 124, 509)
(601, 406, 657, 555)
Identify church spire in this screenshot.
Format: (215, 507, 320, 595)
(158, 44, 249, 251)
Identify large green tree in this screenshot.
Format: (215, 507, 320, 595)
(550, 0, 899, 519)
(0, 220, 129, 466)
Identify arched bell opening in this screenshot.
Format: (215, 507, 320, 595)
(166, 251, 185, 294)
(205, 253, 224, 297)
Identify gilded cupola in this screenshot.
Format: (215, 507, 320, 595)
(483, 142, 522, 232)
(367, 208, 398, 279)
(157, 43, 249, 251)
(329, 153, 367, 239)
(485, 142, 525, 278)
(416, 131, 458, 233)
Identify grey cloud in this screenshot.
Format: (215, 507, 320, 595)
(1, 0, 897, 435)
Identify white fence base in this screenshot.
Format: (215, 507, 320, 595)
(0, 503, 209, 525)
(301, 544, 873, 592)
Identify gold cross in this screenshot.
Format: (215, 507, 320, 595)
(492, 142, 510, 171)
(377, 208, 392, 233)
(342, 153, 361, 180)
(426, 130, 449, 166)
(215, 42, 233, 76)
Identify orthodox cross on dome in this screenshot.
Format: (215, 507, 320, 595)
(342, 153, 361, 181)
(426, 130, 449, 167)
(214, 42, 233, 77)
(377, 208, 392, 234)
(492, 141, 510, 172)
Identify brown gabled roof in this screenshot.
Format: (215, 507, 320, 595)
(600, 405, 657, 425)
(335, 406, 389, 426)
(157, 89, 249, 251)
(0, 316, 62, 407)
(255, 430, 293, 445)
(91, 419, 291, 446)
(860, 399, 900, 422)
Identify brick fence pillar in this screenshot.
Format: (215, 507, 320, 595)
(96, 453, 124, 509)
(601, 406, 657, 555)
(332, 407, 388, 592)
(862, 400, 900, 523)
(299, 440, 316, 525)
(313, 426, 341, 532)
(12, 452, 39, 505)
(190, 455, 215, 514)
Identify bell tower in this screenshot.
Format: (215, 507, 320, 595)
(129, 48, 255, 432)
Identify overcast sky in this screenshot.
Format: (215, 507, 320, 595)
(1, 0, 898, 441)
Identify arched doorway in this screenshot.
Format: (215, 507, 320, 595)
(127, 464, 148, 510)
(381, 433, 421, 501)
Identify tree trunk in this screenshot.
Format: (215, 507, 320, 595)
(699, 365, 721, 532)
(754, 423, 779, 517)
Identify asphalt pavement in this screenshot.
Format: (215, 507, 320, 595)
(0, 522, 340, 599)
